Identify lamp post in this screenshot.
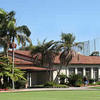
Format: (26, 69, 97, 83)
(10, 42, 17, 89)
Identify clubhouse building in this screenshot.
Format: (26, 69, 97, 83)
(9, 50, 100, 87)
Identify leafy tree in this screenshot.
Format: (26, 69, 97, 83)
(0, 56, 26, 88)
(0, 9, 15, 56)
(60, 33, 82, 66)
(31, 39, 59, 81)
(0, 8, 31, 89)
(0, 8, 31, 56)
(54, 33, 82, 83)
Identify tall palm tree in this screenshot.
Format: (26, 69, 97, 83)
(60, 33, 75, 66)
(7, 11, 31, 89)
(0, 9, 17, 56)
(31, 40, 58, 81)
(0, 8, 31, 56)
(60, 33, 83, 65)
(55, 33, 83, 82)
(0, 8, 31, 89)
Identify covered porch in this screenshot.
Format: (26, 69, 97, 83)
(18, 66, 54, 87)
(67, 66, 100, 80)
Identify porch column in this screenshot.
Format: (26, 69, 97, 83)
(98, 68, 100, 81)
(83, 67, 86, 76)
(66, 68, 69, 77)
(91, 67, 94, 79)
(75, 68, 78, 75)
(27, 73, 30, 87)
(29, 73, 32, 87)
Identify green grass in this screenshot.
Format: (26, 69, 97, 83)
(90, 87, 100, 89)
(0, 91, 100, 100)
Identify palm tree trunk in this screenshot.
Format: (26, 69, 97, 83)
(54, 65, 62, 84)
(49, 66, 52, 82)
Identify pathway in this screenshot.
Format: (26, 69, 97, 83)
(0, 86, 99, 92)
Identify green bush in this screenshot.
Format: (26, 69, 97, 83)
(75, 80, 83, 87)
(44, 81, 56, 88)
(68, 74, 83, 87)
(15, 79, 27, 89)
(58, 74, 67, 84)
(89, 79, 95, 84)
(44, 81, 68, 88)
(53, 84, 68, 88)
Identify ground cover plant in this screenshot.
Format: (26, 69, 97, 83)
(0, 91, 100, 100)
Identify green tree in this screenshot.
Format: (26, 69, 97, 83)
(0, 9, 15, 56)
(55, 33, 82, 83)
(31, 40, 59, 81)
(0, 56, 26, 88)
(60, 33, 82, 65)
(0, 8, 31, 89)
(0, 8, 31, 56)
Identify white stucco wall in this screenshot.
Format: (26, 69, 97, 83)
(53, 64, 100, 82)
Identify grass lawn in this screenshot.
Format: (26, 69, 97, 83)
(0, 91, 100, 100)
(90, 86, 100, 89)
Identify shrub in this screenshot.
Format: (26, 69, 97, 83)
(44, 81, 68, 88)
(68, 74, 83, 87)
(75, 80, 83, 87)
(89, 79, 95, 84)
(44, 81, 56, 88)
(58, 74, 67, 84)
(15, 79, 27, 89)
(53, 84, 68, 88)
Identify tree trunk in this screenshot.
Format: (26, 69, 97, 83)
(54, 65, 62, 84)
(49, 66, 52, 82)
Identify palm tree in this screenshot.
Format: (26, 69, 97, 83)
(0, 9, 16, 57)
(0, 8, 31, 89)
(0, 8, 31, 56)
(7, 11, 31, 89)
(31, 40, 58, 81)
(55, 33, 83, 82)
(60, 33, 75, 66)
(60, 33, 83, 65)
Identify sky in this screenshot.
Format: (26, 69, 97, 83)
(0, 0, 100, 45)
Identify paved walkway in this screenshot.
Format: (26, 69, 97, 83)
(0, 86, 99, 92)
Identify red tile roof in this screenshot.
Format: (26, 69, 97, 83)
(9, 56, 33, 65)
(70, 54, 100, 65)
(54, 54, 100, 65)
(9, 50, 100, 65)
(9, 50, 32, 58)
(14, 58, 33, 65)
